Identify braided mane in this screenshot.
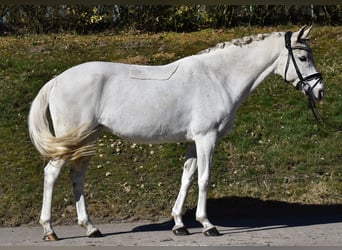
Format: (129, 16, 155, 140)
(198, 32, 283, 55)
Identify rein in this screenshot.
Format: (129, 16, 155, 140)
(284, 31, 341, 132)
(307, 93, 342, 132)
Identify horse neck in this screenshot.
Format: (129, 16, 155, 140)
(205, 35, 284, 95)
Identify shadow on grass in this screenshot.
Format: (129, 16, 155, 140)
(126, 196, 342, 235)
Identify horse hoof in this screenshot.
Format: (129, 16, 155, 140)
(43, 232, 59, 241)
(88, 229, 103, 238)
(172, 226, 190, 236)
(203, 227, 221, 237)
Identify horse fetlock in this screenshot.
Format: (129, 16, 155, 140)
(79, 221, 102, 238)
(40, 219, 54, 233)
(78, 219, 89, 228)
(40, 219, 58, 241)
(196, 216, 214, 229)
(172, 211, 184, 225)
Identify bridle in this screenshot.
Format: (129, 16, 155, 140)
(284, 31, 322, 96)
(284, 31, 341, 132)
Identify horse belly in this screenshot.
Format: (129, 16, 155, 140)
(98, 79, 193, 144)
(102, 106, 191, 144)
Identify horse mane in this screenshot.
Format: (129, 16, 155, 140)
(197, 32, 283, 55)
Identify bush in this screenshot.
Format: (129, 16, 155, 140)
(0, 5, 341, 35)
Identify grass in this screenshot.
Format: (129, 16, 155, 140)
(0, 26, 341, 227)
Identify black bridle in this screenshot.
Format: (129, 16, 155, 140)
(284, 31, 322, 95)
(284, 31, 341, 132)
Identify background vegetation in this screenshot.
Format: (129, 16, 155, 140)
(0, 5, 341, 34)
(0, 6, 341, 227)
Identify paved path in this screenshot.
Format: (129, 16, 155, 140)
(0, 215, 341, 246)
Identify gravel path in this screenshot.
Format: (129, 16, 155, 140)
(1, 215, 341, 246)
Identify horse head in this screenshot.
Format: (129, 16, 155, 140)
(276, 26, 325, 102)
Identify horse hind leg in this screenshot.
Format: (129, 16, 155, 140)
(71, 157, 103, 238)
(40, 159, 66, 241)
(171, 143, 197, 236)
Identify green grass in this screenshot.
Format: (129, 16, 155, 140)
(0, 26, 341, 227)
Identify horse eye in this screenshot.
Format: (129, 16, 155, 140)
(299, 56, 307, 62)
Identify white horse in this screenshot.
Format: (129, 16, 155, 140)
(28, 26, 324, 240)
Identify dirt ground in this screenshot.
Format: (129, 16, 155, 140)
(0, 214, 341, 246)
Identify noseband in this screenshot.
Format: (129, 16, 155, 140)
(284, 31, 322, 96)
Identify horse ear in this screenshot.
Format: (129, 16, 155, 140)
(296, 25, 312, 41)
(296, 25, 306, 41)
(302, 25, 312, 39)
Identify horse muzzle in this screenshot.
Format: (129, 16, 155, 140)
(295, 74, 324, 102)
(309, 78, 325, 102)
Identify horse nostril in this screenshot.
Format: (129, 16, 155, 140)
(318, 90, 324, 101)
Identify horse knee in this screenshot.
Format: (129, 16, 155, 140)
(198, 179, 209, 191)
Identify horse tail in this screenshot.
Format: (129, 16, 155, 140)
(28, 79, 98, 161)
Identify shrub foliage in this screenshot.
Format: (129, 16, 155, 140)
(0, 5, 341, 34)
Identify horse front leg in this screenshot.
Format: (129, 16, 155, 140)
(40, 159, 65, 241)
(71, 158, 103, 238)
(195, 132, 221, 236)
(172, 143, 197, 236)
